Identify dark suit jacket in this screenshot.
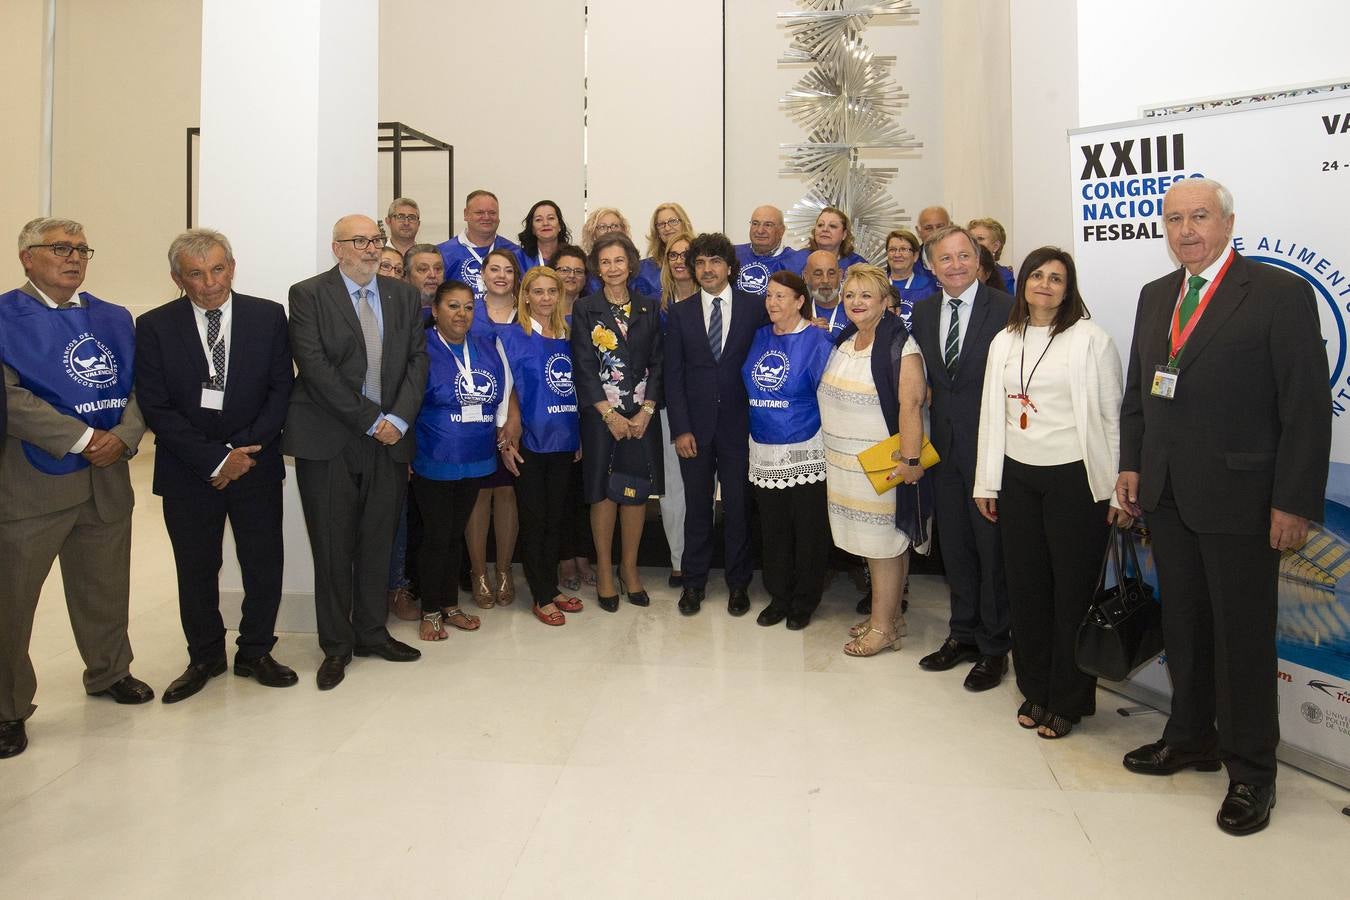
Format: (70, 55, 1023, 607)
(1119, 252, 1330, 533)
(281, 266, 428, 464)
(135, 293, 292, 497)
(570, 291, 664, 412)
(663, 288, 767, 444)
(910, 283, 1014, 477)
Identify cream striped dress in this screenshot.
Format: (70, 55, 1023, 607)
(818, 333, 923, 559)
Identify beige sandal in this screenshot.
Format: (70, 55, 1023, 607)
(419, 612, 448, 642)
(843, 627, 902, 657)
(848, 613, 908, 639)
(472, 570, 496, 609)
(441, 606, 480, 631)
(495, 565, 515, 606)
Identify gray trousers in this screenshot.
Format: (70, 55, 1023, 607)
(0, 498, 134, 722)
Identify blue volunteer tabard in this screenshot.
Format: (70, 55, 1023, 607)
(414, 331, 504, 480)
(0, 289, 134, 474)
(435, 234, 522, 301)
(497, 323, 580, 454)
(734, 243, 798, 297)
(742, 323, 833, 445)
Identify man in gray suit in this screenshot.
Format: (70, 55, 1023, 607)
(0, 217, 153, 759)
(284, 214, 428, 690)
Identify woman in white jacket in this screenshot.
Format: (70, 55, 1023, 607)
(973, 247, 1132, 739)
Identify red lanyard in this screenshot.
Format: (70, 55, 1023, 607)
(1168, 251, 1234, 363)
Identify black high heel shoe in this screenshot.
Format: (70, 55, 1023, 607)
(619, 573, 650, 607)
(597, 570, 620, 612)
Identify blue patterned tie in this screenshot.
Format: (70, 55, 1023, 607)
(205, 308, 225, 389)
(943, 298, 961, 376)
(708, 295, 723, 362)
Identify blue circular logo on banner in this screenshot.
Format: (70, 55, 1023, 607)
(1247, 246, 1345, 387)
(63, 334, 118, 388)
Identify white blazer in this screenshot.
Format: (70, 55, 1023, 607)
(973, 317, 1123, 503)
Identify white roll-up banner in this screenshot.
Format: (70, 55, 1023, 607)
(1069, 94, 1350, 787)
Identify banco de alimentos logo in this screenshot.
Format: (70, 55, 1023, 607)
(64, 333, 118, 388)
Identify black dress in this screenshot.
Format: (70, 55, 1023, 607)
(570, 291, 665, 503)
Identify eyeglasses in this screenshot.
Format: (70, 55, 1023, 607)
(378, 261, 405, 277)
(595, 223, 623, 234)
(655, 217, 681, 230)
(388, 213, 419, 224)
(666, 251, 686, 262)
(28, 243, 95, 259)
(554, 266, 586, 277)
(336, 235, 385, 250)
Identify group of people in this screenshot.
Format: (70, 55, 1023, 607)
(0, 177, 1330, 838)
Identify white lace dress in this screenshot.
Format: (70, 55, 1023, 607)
(818, 333, 922, 559)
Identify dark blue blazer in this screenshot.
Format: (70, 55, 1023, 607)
(135, 293, 293, 497)
(664, 288, 767, 444)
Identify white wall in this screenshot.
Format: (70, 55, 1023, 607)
(725, 0, 945, 254)
(1077, 2, 1350, 126)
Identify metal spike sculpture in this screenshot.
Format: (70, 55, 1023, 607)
(779, 0, 922, 264)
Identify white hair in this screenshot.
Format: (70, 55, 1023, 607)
(1167, 177, 1234, 217)
(18, 217, 83, 251)
(168, 228, 234, 276)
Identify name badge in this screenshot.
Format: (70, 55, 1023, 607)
(1150, 365, 1179, 400)
(461, 404, 485, 423)
(201, 384, 225, 410)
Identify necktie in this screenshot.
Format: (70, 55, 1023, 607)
(58, 300, 78, 309)
(943, 298, 961, 375)
(205, 308, 226, 388)
(358, 288, 383, 404)
(708, 295, 723, 362)
(1178, 274, 1207, 330)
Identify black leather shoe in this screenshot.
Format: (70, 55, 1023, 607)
(918, 637, 981, 672)
(619, 576, 650, 607)
(92, 674, 155, 705)
(162, 659, 227, 704)
(855, 592, 871, 615)
(234, 653, 299, 688)
(353, 637, 421, 662)
(0, 721, 27, 759)
(785, 612, 812, 631)
(727, 587, 751, 617)
(668, 572, 684, 588)
(316, 653, 352, 690)
(963, 654, 1008, 692)
(1217, 782, 1276, 835)
(1122, 740, 1223, 776)
(757, 603, 788, 627)
(678, 587, 705, 616)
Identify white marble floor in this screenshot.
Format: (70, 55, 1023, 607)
(1, 456, 1347, 899)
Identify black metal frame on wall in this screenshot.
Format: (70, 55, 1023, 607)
(184, 122, 454, 228)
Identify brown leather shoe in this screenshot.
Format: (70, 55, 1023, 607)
(388, 586, 421, 622)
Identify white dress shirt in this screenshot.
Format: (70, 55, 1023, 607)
(938, 279, 980, 359)
(700, 284, 733, 357)
(191, 293, 232, 387)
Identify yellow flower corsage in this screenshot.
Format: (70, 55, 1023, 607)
(591, 324, 618, 351)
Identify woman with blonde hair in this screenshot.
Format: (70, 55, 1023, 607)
(497, 267, 586, 625)
(969, 217, 1015, 294)
(640, 202, 694, 294)
(579, 207, 655, 296)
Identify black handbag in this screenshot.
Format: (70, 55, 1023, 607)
(1075, 526, 1164, 681)
(605, 440, 653, 506)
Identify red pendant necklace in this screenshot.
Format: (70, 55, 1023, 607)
(1008, 323, 1055, 430)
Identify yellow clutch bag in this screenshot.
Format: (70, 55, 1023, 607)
(856, 434, 940, 494)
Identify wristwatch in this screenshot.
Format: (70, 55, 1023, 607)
(641, 401, 656, 415)
(903, 456, 921, 466)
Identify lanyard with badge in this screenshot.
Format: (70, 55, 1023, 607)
(438, 331, 488, 422)
(200, 305, 230, 411)
(1150, 252, 1234, 400)
(813, 300, 841, 331)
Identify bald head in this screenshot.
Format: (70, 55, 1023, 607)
(917, 206, 951, 241)
(331, 214, 384, 284)
(802, 249, 841, 303)
(749, 205, 786, 255)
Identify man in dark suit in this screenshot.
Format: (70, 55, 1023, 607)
(284, 214, 428, 690)
(1116, 179, 1330, 835)
(910, 225, 1014, 691)
(665, 232, 767, 616)
(1, 217, 153, 760)
(135, 229, 298, 703)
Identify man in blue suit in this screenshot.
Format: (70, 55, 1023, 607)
(135, 229, 298, 703)
(665, 232, 767, 615)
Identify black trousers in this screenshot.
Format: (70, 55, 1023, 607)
(1149, 479, 1281, 786)
(412, 475, 481, 612)
(558, 457, 592, 562)
(933, 461, 1011, 654)
(162, 480, 284, 664)
(679, 428, 752, 591)
(295, 440, 402, 655)
(755, 480, 829, 616)
(998, 458, 1108, 720)
(516, 447, 574, 605)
